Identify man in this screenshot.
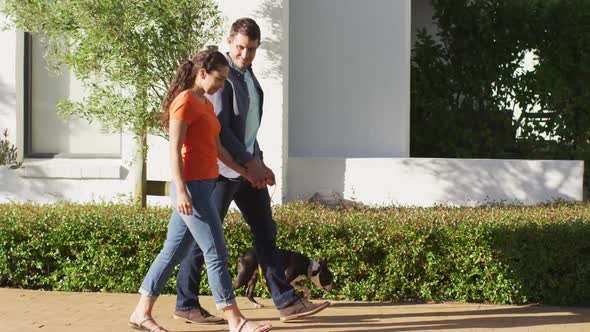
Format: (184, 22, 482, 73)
(173, 18, 331, 324)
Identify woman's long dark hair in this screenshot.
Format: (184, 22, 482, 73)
(161, 49, 229, 129)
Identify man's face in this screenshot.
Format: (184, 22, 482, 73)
(227, 33, 260, 70)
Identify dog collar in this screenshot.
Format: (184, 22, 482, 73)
(308, 260, 321, 277)
(308, 260, 321, 286)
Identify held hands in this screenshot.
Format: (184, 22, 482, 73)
(244, 159, 275, 189)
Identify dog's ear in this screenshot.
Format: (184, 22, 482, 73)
(319, 257, 328, 267)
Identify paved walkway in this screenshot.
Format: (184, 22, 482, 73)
(1, 288, 589, 331)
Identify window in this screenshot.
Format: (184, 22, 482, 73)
(24, 32, 121, 158)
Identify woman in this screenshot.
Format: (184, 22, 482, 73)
(128, 50, 272, 332)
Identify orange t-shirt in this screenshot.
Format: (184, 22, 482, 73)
(169, 90, 220, 181)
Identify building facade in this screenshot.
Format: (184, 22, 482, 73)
(0, 0, 583, 206)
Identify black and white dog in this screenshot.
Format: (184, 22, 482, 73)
(232, 248, 334, 308)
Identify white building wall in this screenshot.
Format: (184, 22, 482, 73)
(288, 157, 584, 207)
(0, 2, 585, 206)
(0, 28, 18, 155)
(0, 26, 134, 203)
(289, 0, 411, 158)
(284, 0, 584, 206)
(28, 36, 121, 155)
(286, 0, 412, 201)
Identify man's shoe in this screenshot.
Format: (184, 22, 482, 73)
(173, 307, 225, 324)
(279, 299, 331, 322)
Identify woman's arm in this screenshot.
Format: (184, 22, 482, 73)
(169, 118, 192, 215)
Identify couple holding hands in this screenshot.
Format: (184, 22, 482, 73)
(128, 18, 330, 332)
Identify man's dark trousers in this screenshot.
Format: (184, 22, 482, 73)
(175, 176, 299, 311)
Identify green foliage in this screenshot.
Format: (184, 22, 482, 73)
(0, 0, 223, 136)
(2, 201, 590, 305)
(0, 129, 22, 169)
(411, 0, 590, 166)
(0, 0, 223, 203)
(520, 0, 590, 148)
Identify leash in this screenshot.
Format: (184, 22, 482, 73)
(257, 264, 270, 294)
(269, 183, 277, 201)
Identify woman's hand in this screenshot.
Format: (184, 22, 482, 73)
(176, 191, 193, 215)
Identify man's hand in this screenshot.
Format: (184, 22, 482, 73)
(263, 164, 276, 186)
(244, 159, 267, 189)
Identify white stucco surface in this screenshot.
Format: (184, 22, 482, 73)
(288, 0, 411, 158)
(0, 2, 585, 207)
(0, 29, 18, 150)
(288, 157, 584, 207)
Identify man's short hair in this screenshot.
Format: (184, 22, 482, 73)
(230, 17, 261, 42)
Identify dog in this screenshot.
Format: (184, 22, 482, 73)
(232, 247, 334, 308)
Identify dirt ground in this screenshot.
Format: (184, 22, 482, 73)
(1, 288, 590, 331)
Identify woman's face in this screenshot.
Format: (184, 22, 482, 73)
(200, 65, 229, 95)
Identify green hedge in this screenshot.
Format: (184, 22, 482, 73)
(1, 202, 590, 305)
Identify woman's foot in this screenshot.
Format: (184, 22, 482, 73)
(128, 312, 168, 332)
(231, 319, 272, 332)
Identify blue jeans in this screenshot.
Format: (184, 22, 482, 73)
(139, 179, 236, 310)
(176, 176, 298, 311)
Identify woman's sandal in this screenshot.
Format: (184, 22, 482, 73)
(235, 319, 272, 332)
(128, 315, 168, 332)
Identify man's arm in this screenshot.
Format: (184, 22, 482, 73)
(209, 82, 254, 165)
(209, 82, 266, 187)
(254, 140, 263, 161)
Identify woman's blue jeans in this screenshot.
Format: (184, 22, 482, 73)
(176, 176, 298, 311)
(139, 179, 236, 310)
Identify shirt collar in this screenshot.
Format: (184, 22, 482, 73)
(225, 52, 251, 76)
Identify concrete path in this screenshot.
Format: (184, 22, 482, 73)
(1, 288, 589, 331)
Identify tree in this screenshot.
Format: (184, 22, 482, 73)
(0, 0, 223, 206)
(523, 0, 590, 157)
(411, 0, 590, 160)
(411, 1, 530, 158)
